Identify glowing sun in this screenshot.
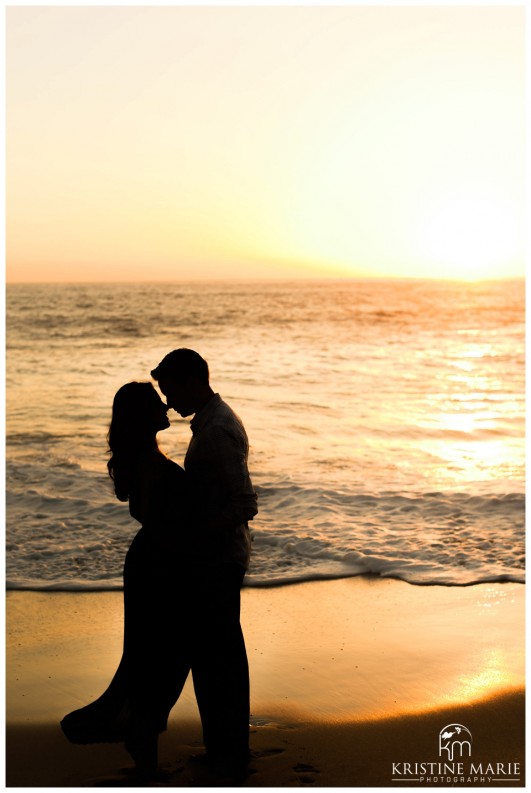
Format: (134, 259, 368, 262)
(418, 197, 520, 280)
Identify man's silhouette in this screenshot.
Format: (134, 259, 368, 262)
(151, 348, 257, 780)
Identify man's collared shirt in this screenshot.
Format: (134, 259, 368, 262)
(185, 393, 257, 569)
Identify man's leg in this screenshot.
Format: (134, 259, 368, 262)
(191, 563, 250, 768)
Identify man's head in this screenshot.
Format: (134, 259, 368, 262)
(151, 348, 212, 417)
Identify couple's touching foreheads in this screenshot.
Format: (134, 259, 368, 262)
(61, 348, 258, 785)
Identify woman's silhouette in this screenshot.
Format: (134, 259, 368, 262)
(61, 382, 192, 778)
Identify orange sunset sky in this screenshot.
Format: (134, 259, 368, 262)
(6, 5, 525, 283)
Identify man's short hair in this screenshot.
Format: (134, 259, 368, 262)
(151, 348, 210, 385)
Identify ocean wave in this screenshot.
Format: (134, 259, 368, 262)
(6, 577, 124, 592)
(8, 279, 524, 341)
(5, 472, 525, 591)
(245, 531, 525, 587)
(5, 566, 524, 592)
(6, 431, 69, 447)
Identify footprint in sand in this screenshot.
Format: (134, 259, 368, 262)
(293, 762, 320, 785)
(81, 774, 147, 786)
(252, 747, 286, 759)
(85, 766, 180, 787)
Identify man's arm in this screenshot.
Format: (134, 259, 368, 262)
(190, 424, 257, 532)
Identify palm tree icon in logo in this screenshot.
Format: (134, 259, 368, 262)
(439, 724, 472, 761)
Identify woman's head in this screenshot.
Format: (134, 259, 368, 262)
(107, 381, 169, 500)
(110, 381, 169, 437)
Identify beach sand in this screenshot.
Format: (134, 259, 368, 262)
(6, 577, 525, 787)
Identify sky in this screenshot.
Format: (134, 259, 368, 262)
(6, 5, 525, 282)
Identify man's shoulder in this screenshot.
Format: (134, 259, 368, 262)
(213, 396, 237, 418)
(207, 397, 248, 440)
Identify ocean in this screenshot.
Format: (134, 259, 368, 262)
(6, 278, 525, 590)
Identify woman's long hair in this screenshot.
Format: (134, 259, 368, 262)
(107, 382, 162, 501)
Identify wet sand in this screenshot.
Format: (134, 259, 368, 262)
(6, 577, 525, 787)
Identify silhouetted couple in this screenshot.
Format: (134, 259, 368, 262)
(61, 349, 258, 784)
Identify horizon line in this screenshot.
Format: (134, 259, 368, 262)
(5, 274, 525, 286)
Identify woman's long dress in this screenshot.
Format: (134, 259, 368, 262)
(61, 454, 192, 745)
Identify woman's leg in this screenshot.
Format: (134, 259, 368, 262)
(124, 543, 193, 774)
